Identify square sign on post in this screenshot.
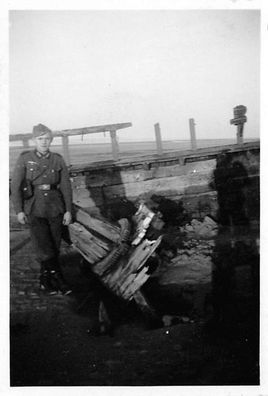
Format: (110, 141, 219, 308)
(230, 105, 247, 145)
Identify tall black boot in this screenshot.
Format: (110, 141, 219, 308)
(42, 257, 72, 296)
(39, 258, 59, 295)
(50, 270, 72, 296)
(39, 269, 58, 295)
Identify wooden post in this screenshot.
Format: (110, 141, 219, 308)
(189, 118, 197, 150)
(230, 105, 247, 145)
(154, 123, 163, 155)
(62, 135, 71, 166)
(110, 129, 119, 161)
(236, 124, 244, 145)
(22, 138, 29, 148)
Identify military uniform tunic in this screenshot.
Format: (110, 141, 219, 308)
(11, 149, 72, 217)
(11, 150, 73, 263)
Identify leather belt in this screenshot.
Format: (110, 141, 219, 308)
(35, 184, 58, 191)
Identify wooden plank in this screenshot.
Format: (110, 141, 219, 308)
(70, 236, 109, 260)
(122, 268, 150, 300)
(110, 237, 162, 294)
(69, 222, 111, 250)
(70, 240, 99, 264)
(91, 236, 162, 300)
(101, 258, 127, 288)
(75, 208, 120, 242)
(70, 160, 217, 188)
(111, 243, 149, 284)
(102, 173, 214, 200)
(71, 243, 100, 265)
(9, 122, 132, 141)
(70, 236, 106, 263)
(70, 156, 259, 203)
(55, 123, 132, 137)
(69, 141, 259, 175)
(93, 243, 129, 277)
(68, 223, 111, 261)
(118, 274, 137, 298)
(119, 267, 149, 300)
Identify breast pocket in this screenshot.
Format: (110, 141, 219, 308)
(25, 163, 40, 180)
(49, 166, 61, 184)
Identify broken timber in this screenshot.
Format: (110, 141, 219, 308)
(68, 203, 163, 317)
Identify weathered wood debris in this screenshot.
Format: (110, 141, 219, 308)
(68, 203, 165, 316)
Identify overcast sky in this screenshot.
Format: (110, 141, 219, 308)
(9, 9, 260, 142)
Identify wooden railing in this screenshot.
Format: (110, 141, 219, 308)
(9, 106, 248, 165)
(9, 122, 132, 165)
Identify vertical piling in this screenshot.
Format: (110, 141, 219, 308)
(62, 135, 71, 166)
(236, 124, 244, 145)
(22, 138, 29, 148)
(110, 129, 119, 161)
(154, 123, 163, 155)
(189, 118, 197, 150)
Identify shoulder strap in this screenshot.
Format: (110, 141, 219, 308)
(24, 151, 49, 182)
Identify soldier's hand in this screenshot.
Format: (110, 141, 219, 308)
(63, 211, 72, 226)
(17, 212, 27, 224)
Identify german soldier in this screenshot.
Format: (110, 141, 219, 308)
(11, 123, 73, 295)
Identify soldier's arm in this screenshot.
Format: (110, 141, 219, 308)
(11, 154, 26, 214)
(59, 156, 73, 214)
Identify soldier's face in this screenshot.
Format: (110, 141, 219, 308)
(34, 133, 52, 154)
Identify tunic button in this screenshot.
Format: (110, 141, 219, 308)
(44, 193, 48, 196)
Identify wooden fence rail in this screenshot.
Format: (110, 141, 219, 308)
(9, 122, 132, 165)
(10, 107, 246, 165)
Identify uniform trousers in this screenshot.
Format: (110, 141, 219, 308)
(28, 214, 63, 272)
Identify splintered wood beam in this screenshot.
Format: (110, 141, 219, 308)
(9, 122, 132, 141)
(74, 208, 121, 243)
(68, 222, 112, 265)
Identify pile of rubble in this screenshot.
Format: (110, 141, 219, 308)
(149, 215, 218, 324)
(179, 216, 218, 239)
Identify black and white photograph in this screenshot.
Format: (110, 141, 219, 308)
(1, 0, 267, 393)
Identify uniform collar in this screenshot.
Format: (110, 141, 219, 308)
(35, 149, 51, 159)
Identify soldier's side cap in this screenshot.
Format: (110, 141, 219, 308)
(32, 123, 52, 138)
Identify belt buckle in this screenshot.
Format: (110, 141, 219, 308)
(42, 184, 50, 190)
